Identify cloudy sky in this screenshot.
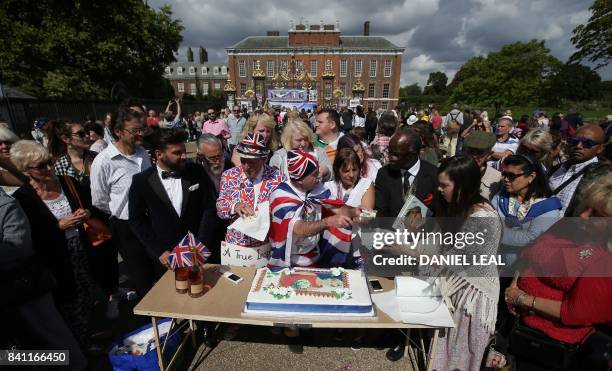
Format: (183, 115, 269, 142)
(149, 0, 611, 87)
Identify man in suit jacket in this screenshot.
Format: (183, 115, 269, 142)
(375, 127, 439, 218)
(129, 129, 217, 274)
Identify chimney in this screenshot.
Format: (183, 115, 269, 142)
(364, 21, 370, 36)
(267, 30, 280, 36)
(199, 46, 208, 63)
(187, 47, 194, 62)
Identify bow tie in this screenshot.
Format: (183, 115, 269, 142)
(161, 170, 181, 179)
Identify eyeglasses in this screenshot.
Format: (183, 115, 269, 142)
(567, 136, 603, 149)
(123, 127, 145, 135)
(501, 171, 525, 181)
(71, 131, 87, 138)
(28, 159, 53, 170)
(204, 155, 223, 163)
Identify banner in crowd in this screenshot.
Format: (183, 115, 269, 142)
(221, 242, 271, 268)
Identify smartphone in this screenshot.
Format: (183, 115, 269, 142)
(223, 272, 243, 284)
(369, 279, 383, 292)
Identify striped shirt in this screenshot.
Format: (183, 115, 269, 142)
(90, 143, 151, 220)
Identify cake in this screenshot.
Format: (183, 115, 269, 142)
(244, 267, 374, 316)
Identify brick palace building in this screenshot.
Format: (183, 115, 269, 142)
(225, 21, 405, 110)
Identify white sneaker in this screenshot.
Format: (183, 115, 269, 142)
(106, 296, 119, 319)
(117, 288, 137, 301)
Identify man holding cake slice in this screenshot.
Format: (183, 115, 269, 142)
(268, 150, 360, 353)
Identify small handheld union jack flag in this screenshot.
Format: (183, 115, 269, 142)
(185, 231, 211, 264)
(168, 244, 193, 269)
(168, 231, 211, 270)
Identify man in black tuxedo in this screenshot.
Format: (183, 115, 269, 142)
(129, 129, 217, 279)
(375, 127, 439, 218)
(374, 127, 440, 362)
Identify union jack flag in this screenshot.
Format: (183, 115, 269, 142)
(168, 231, 211, 269)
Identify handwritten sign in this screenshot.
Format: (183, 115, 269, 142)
(221, 242, 271, 268)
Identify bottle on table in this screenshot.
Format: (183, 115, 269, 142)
(175, 267, 189, 294)
(188, 248, 205, 298)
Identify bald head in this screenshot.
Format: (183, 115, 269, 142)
(568, 124, 605, 164)
(388, 128, 422, 170)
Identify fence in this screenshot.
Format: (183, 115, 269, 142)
(0, 97, 223, 137)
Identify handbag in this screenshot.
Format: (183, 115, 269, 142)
(63, 176, 112, 246)
(509, 318, 579, 369)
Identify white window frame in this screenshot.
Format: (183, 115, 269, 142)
(165, 67, 171, 75)
(177, 67, 183, 76)
(382, 83, 390, 98)
(189, 66, 195, 75)
(310, 60, 318, 77)
(354, 60, 362, 77)
(368, 83, 375, 98)
(213, 67, 219, 75)
(340, 83, 346, 96)
(238, 61, 246, 77)
(369, 60, 377, 78)
(324, 82, 332, 99)
(384, 60, 392, 78)
(340, 60, 347, 77)
(267, 60, 274, 77)
(280, 60, 288, 74)
(202, 66, 208, 75)
(221, 66, 227, 75)
(202, 82, 209, 96)
(177, 82, 184, 92)
(214, 82, 221, 90)
(240, 83, 247, 96)
(190, 83, 196, 95)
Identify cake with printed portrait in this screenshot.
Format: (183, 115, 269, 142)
(244, 267, 374, 316)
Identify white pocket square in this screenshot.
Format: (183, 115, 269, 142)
(188, 183, 199, 191)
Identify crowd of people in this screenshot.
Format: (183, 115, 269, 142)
(1, 99, 611, 370)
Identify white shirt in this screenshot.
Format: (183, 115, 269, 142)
(157, 165, 183, 216)
(90, 143, 151, 220)
(549, 157, 598, 215)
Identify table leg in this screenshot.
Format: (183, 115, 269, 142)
(189, 320, 196, 348)
(426, 329, 439, 371)
(151, 317, 164, 371)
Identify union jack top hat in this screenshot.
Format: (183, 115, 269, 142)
(236, 132, 270, 159)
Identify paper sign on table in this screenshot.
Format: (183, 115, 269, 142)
(228, 201, 270, 242)
(221, 241, 271, 268)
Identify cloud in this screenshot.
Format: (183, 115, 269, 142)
(150, 0, 611, 87)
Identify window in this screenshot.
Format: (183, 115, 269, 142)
(165, 67, 171, 75)
(340, 60, 347, 77)
(202, 83, 209, 96)
(310, 60, 318, 77)
(382, 83, 390, 98)
(177, 67, 183, 76)
(190, 83, 196, 95)
(177, 82, 184, 93)
(381, 101, 389, 110)
(296, 60, 304, 72)
(221, 66, 227, 75)
(189, 66, 195, 75)
(369, 60, 377, 78)
(202, 66, 208, 75)
(280, 60, 288, 74)
(267, 60, 274, 77)
(324, 83, 332, 99)
(325, 59, 332, 71)
(354, 60, 362, 77)
(213, 67, 219, 75)
(340, 83, 346, 96)
(214, 82, 221, 90)
(238, 61, 246, 77)
(384, 60, 392, 77)
(368, 83, 375, 98)
(367, 101, 374, 109)
(252, 61, 257, 71)
(240, 83, 247, 96)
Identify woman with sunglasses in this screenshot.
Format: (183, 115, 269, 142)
(492, 154, 562, 267)
(47, 121, 96, 188)
(11, 140, 100, 353)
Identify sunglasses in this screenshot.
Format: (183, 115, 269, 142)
(501, 171, 525, 181)
(567, 136, 602, 149)
(71, 131, 87, 138)
(28, 159, 53, 170)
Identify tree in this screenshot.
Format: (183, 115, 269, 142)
(569, 0, 612, 69)
(548, 63, 602, 102)
(400, 83, 422, 97)
(448, 40, 561, 111)
(0, 0, 183, 98)
(423, 71, 448, 95)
